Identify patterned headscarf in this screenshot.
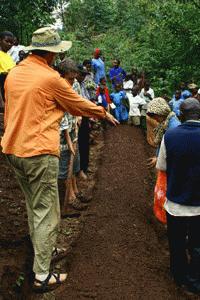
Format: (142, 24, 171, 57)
(147, 97, 176, 145)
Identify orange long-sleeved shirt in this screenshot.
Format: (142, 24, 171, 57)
(1, 55, 105, 157)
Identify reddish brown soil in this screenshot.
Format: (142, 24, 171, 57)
(0, 123, 199, 299)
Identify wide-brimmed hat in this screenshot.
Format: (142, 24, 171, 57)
(25, 27, 72, 53)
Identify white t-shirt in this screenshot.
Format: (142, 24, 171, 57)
(128, 95, 146, 117)
(8, 45, 25, 63)
(123, 80, 134, 91)
(140, 87, 155, 102)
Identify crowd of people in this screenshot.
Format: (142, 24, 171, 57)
(1, 26, 200, 295)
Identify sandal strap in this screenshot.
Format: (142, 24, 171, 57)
(52, 247, 58, 256)
(51, 272, 61, 284)
(34, 272, 61, 287)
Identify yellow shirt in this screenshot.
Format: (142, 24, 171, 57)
(0, 50, 15, 73)
(1, 55, 105, 157)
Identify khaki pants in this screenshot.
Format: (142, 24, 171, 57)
(128, 116, 140, 126)
(6, 154, 60, 274)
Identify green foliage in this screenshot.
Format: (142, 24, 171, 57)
(0, 0, 57, 43)
(63, 0, 116, 33)
(62, 0, 200, 96)
(1, 0, 200, 96)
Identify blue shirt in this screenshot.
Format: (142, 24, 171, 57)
(181, 89, 191, 99)
(109, 67, 126, 86)
(169, 98, 184, 116)
(110, 91, 128, 122)
(97, 94, 108, 109)
(168, 115, 181, 129)
(92, 58, 105, 84)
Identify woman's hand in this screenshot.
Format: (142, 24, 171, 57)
(147, 156, 157, 168)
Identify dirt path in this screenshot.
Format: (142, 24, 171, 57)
(55, 125, 197, 300)
(0, 124, 199, 299)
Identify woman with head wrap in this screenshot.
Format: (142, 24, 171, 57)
(146, 97, 181, 224)
(147, 97, 181, 168)
(91, 48, 105, 84)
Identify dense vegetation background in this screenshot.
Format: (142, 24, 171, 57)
(1, 0, 200, 94)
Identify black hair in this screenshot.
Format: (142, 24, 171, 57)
(125, 74, 132, 81)
(144, 80, 150, 86)
(0, 31, 14, 40)
(114, 59, 120, 65)
(100, 77, 106, 83)
(83, 59, 91, 66)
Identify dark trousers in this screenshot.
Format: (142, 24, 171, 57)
(0, 73, 7, 102)
(78, 117, 90, 173)
(167, 212, 200, 281)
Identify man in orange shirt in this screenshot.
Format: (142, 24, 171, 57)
(1, 27, 118, 292)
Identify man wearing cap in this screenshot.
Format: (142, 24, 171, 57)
(1, 27, 118, 292)
(156, 98, 200, 293)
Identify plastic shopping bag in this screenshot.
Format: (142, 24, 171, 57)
(154, 170, 167, 224)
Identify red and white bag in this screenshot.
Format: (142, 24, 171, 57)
(154, 170, 167, 224)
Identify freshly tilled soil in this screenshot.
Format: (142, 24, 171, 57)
(0, 124, 198, 299)
(56, 125, 197, 300)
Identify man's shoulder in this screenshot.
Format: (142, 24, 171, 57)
(165, 122, 200, 138)
(165, 123, 182, 137)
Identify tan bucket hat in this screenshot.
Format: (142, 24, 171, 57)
(25, 27, 72, 53)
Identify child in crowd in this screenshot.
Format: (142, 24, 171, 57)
(140, 80, 155, 129)
(110, 83, 129, 122)
(58, 59, 88, 215)
(123, 74, 134, 98)
(97, 84, 109, 129)
(97, 84, 109, 110)
(169, 90, 184, 117)
(109, 59, 126, 88)
(96, 77, 111, 105)
(128, 85, 146, 126)
(140, 80, 155, 102)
